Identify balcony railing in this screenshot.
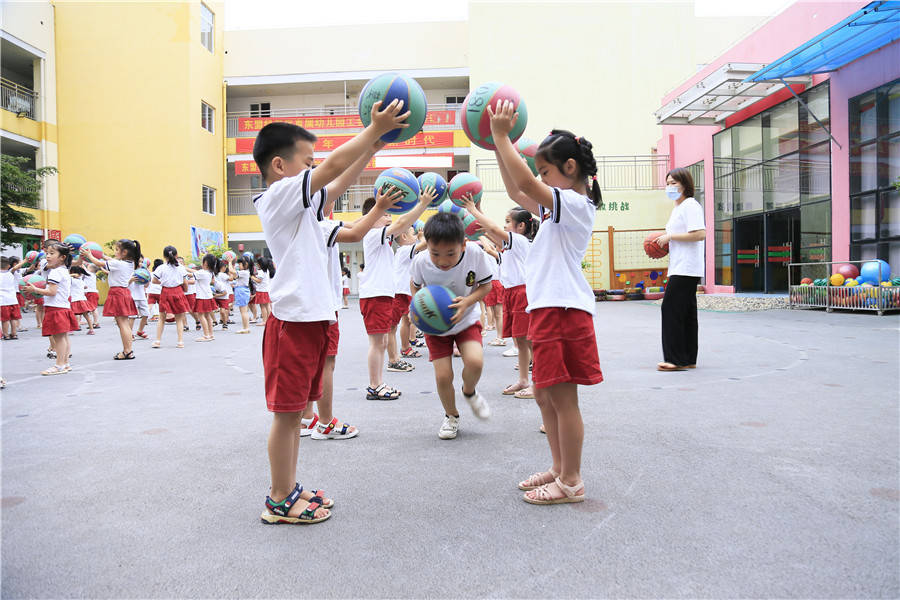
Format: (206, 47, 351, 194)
(226, 103, 463, 138)
(476, 155, 671, 192)
(1, 78, 36, 120)
(227, 184, 372, 216)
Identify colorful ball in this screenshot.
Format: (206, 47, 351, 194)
(844, 278, 858, 287)
(836, 263, 859, 281)
(358, 72, 428, 143)
(516, 137, 539, 176)
(643, 232, 668, 259)
(462, 213, 484, 241)
(242, 251, 254, 260)
(437, 199, 468, 220)
(800, 277, 813, 285)
(859, 259, 891, 284)
(448, 172, 483, 207)
(460, 82, 528, 150)
(222, 250, 236, 263)
(81, 241, 103, 260)
(374, 167, 420, 215)
(25, 250, 37, 263)
(24, 274, 46, 298)
(133, 267, 151, 284)
(141, 257, 151, 270)
(413, 219, 426, 234)
(63, 233, 86, 251)
(417, 172, 448, 207)
(409, 285, 457, 335)
(829, 273, 845, 286)
(36, 251, 45, 261)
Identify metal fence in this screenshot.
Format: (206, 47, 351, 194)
(788, 260, 899, 315)
(476, 155, 670, 192)
(227, 188, 265, 215)
(227, 184, 372, 215)
(1, 78, 36, 119)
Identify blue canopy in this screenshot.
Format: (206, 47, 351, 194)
(746, 1, 900, 82)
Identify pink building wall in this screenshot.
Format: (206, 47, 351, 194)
(654, 0, 898, 293)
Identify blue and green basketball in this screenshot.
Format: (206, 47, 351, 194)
(437, 199, 468, 220)
(358, 73, 428, 143)
(133, 267, 151, 284)
(410, 285, 457, 335)
(64, 233, 86, 251)
(462, 213, 484, 241)
(516, 137, 539, 176)
(413, 219, 426, 234)
(417, 172, 448, 207)
(460, 82, 528, 150)
(374, 167, 420, 215)
(448, 172, 483, 207)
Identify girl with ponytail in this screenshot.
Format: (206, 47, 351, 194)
(150, 245, 192, 348)
(80, 239, 140, 360)
(487, 100, 604, 506)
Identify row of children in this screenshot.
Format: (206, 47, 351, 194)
(251, 97, 602, 525)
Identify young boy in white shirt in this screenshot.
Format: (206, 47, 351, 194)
(410, 212, 494, 439)
(357, 188, 435, 401)
(254, 99, 409, 525)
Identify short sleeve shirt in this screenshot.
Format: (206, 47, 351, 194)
(192, 269, 214, 300)
(128, 280, 146, 301)
(105, 259, 135, 288)
(500, 231, 530, 288)
(665, 197, 705, 277)
(44, 266, 71, 309)
(0, 272, 17, 306)
(153, 263, 186, 288)
(410, 242, 493, 336)
(320, 219, 344, 312)
(393, 244, 418, 295)
(358, 226, 395, 299)
(70, 277, 87, 302)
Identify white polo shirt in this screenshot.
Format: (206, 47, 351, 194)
(83, 271, 98, 293)
(665, 197, 706, 277)
(256, 271, 270, 293)
(44, 266, 71, 309)
(393, 243, 418, 296)
(358, 226, 395, 299)
(254, 169, 334, 323)
(105, 259, 135, 288)
(128, 280, 146, 301)
(410, 242, 493, 336)
(0, 271, 17, 306)
(153, 263, 186, 288)
(320, 219, 344, 312)
(500, 231, 530, 288)
(70, 277, 87, 302)
(526, 187, 596, 314)
(192, 269, 214, 300)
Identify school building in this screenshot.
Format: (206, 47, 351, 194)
(7, 2, 895, 294)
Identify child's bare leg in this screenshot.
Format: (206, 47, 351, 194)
(175, 314, 186, 343)
(267, 411, 329, 517)
(399, 315, 411, 352)
(84, 312, 94, 331)
(52, 333, 68, 368)
(493, 305, 503, 339)
(115, 316, 133, 352)
(200, 313, 212, 337)
(240, 306, 249, 330)
(534, 386, 561, 475)
(35, 305, 43, 327)
(548, 383, 582, 485)
(155, 313, 166, 342)
(2, 321, 9, 337)
(433, 357, 458, 416)
(458, 340, 483, 396)
(9, 318, 17, 337)
(367, 333, 387, 388)
(386, 325, 399, 362)
(138, 316, 148, 334)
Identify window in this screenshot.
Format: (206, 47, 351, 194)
(202, 186, 215, 215)
(445, 96, 466, 104)
(250, 103, 271, 118)
(200, 3, 214, 52)
(849, 78, 900, 264)
(201, 102, 214, 133)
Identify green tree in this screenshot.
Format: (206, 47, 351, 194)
(1, 155, 57, 249)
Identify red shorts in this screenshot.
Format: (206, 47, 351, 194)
(262, 316, 329, 412)
(1, 304, 22, 321)
(148, 293, 160, 305)
(424, 322, 483, 361)
(70, 300, 91, 315)
(392, 294, 411, 327)
(85, 291, 99, 311)
(528, 307, 603, 389)
(34, 296, 44, 306)
(216, 296, 231, 309)
(194, 298, 218, 313)
(484, 280, 504, 307)
(360, 296, 394, 334)
(184, 293, 196, 312)
(254, 291, 271, 305)
(342, 288, 350, 297)
(16, 292, 25, 307)
(502, 285, 529, 339)
(159, 286, 191, 315)
(42, 306, 78, 336)
(326, 318, 340, 357)
(103, 286, 137, 317)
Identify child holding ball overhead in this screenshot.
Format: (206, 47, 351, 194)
(488, 99, 604, 505)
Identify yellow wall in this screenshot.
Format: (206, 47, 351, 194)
(52, 0, 225, 260)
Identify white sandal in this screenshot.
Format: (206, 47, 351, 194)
(41, 365, 68, 376)
(518, 469, 559, 491)
(523, 477, 585, 505)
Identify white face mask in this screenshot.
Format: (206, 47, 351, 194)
(665, 185, 681, 200)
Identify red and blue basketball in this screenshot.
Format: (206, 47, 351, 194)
(410, 285, 457, 335)
(82, 241, 103, 260)
(460, 82, 528, 150)
(35, 251, 45, 261)
(374, 167, 420, 215)
(141, 257, 151, 270)
(63, 233, 86, 251)
(24, 274, 46, 298)
(417, 172, 448, 207)
(358, 73, 428, 143)
(448, 172, 483, 207)
(516, 137, 539, 176)
(437, 199, 468, 220)
(462, 213, 483, 241)
(222, 250, 236, 263)
(133, 267, 151, 284)
(25, 250, 37, 263)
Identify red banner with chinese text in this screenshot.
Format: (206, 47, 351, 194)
(235, 131, 455, 155)
(234, 153, 454, 175)
(237, 111, 456, 132)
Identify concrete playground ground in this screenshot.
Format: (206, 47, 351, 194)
(1, 300, 898, 598)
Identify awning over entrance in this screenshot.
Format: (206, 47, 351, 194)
(654, 63, 810, 126)
(745, 1, 900, 82)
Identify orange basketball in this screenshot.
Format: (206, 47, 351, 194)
(643, 231, 668, 259)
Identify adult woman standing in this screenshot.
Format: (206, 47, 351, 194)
(656, 168, 706, 371)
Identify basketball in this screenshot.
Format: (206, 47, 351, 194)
(25, 250, 37, 263)
(516, 137, 539, 175)
(417, 172, 448, 207)
(410, 285, 457, 335)
(413, 219, 426, 234)
(462, 213, 483, 241)
(437, 199, 468, 219)
(25, 274, 46, 298)
(133, 267, 151, 284)
(448, 172, 483, 207)
(374, 167, 420, 215)
(836, 263, 859, 281)
(460, 82, 528, 150)
(358, 72, 428, 143)
(222, 250, 236, 263)
(64, 233, 86, 251)
(141, 257, 151, 269)
(643, 232, 668, 259)
(82, 241, 103, 260)
(242, 251, 254, 260)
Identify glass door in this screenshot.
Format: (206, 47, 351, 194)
(765, 208, 801, 292)
(734, 215, 764, 292)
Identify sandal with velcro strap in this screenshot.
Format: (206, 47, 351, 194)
(311, 417, 359, 440)
(366, 384, 401, 401)
(260, 483, 331, 525)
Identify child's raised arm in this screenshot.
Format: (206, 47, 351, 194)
(323, 139, 387, 215)
(336, 186, 404, 244)
(79, 246, 111, 266)
(462, 195, 507, 247)
(489, 100, 553, 213)
(386, 186, 437, 236)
